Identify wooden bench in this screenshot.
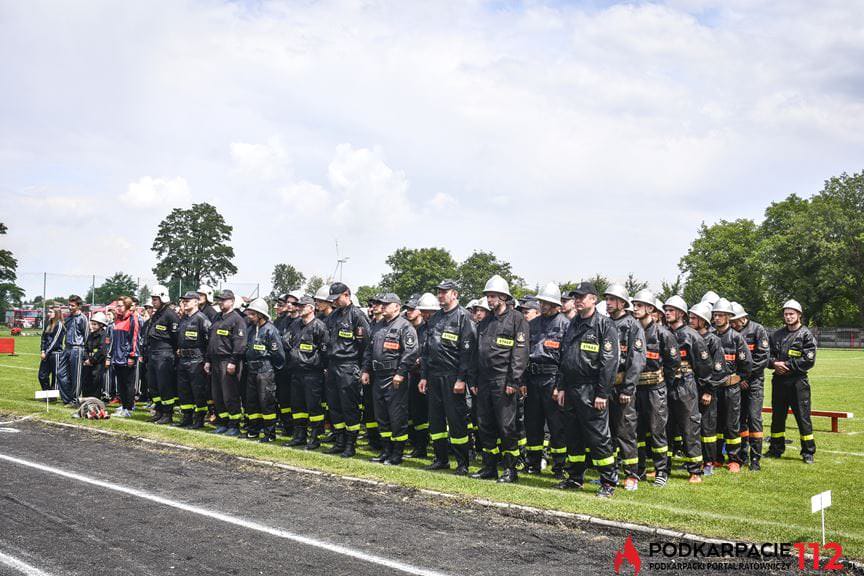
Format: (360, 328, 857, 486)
(762, 407, 854, 433)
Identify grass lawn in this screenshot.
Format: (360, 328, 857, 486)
(2, 330, 863, 559)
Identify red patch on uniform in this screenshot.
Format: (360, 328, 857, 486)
(543, 340, 560, 349)
(383, 341, 400, 350)
(645, 351, 660, 360)
(747, 344, 755, 351)
(679, 350, 688, 358)
(724, 353, 736, 361)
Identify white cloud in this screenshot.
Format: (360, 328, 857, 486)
(230, 138, 291, 181)
(427, 192, 458, 211)
(279, 180, 330, 216)
(120, 177, 191, 208)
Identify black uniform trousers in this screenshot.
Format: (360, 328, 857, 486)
(362, 374, 379, 436)
(114, 364, 136, 410)
(636, 384, 669, 476)
(326, 361, 362, 433)
(212, 357, 243, 426)
(715, 384, 742, 464)
(276, 367, 293, 426)
(291, 369, 325, 430)
(408, 372, 429, 448)
(699, 393, 718, 464)
(147, 349, 177, 411)
(524, 372, 566, 467)
(611, 389, 639, 479)
(57, 347, 85, 404)
(561, 383, 618, 487)
(740, 377, 764, 461)
(427, 371, 470, 463)
(770, 375, 815, 457)
(476, 378, 520, 460)
(372, 371, 410, 442)
(245, 361, 278, 434)
(177, 355, 209, 415)
(666, 374, 703, 474)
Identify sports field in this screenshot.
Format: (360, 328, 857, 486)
(2, 330, 862, 561)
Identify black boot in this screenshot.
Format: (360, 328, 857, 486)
(326, 431, 345, 454)
(305, 428, 321, 451)
(526, 451, 543, 474)
(148, 406, 163, 423)
(551, 454, 566, 479)
(190, 411, 206, 429)
(408, 429, 428, 459)
(452, 443, 470, 475)
(498, 454, 519, 483)
(259, 425, 277, 443)
(367, 428, 382, 452)
(173, 411, 194, 428)
(424, 440, 450, 470)
(156, 407, 173, 425)
(371, 438, 392, 463)
(281, 417, 294, 438)
(340, 431, 358, 458)
(471, 451, 499, 480)
(289, 427, 308, 447)
(386, 441, 404, 466)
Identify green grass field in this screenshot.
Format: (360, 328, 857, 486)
(2, 330, 862, 559)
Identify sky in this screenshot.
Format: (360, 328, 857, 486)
(2, 0, 863, 300)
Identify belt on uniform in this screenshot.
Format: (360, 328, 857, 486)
(528, 363, 558, 375)
(614, 372, 625, 386)
(66, 344, 85, 349)
(247, 359, 272, 371)
(177, 349, 203, 358)
(638, 369, 664, 386)
(722, 373, 742, 387)
(674, 361, 693, 379)
(372, 360, 398, 372)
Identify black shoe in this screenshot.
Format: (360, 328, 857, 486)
(340, 432, 358, 458)
(148, 411, 163, 423)
(555, 478, 583, 490)
(552, 469, 566, 480)
(246, 431, 260, 440)
(326, 432, 346, 454)
(173, 413, 193, 428)
(289, 429, 308, 447)
(749, 460, 761, 472)
(156, 413, 173, 425)
(425, 459, 450, 471)
(765, 450, 783, 459)
(190, 413, 206, 429)
(407, 447, 428, 459)
(497, 468, 518, 483)
(259, 435, 275, 443)
(454, 464, 469, 476)
(385, 442, 404, 465)
(802, 454, 814, 464)
(526, 465, 542, 475)
(597, 484, 615, 499)
(470, 466, 498, 480)
(371, 452, 390, 463)
(305, 429, 321, 451)
(322, 431, 337, 443)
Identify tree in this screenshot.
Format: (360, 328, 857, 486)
(86, 273, 138, 304)
(0, 223, 24, 318)
(657, 276, 683, 302)
(457, 251, 524, 301)
(270, 264, 306, 299)
(138, 284, 151, 303)
(379, 247, 458, 299)
(582, 274, 609, 298)
(623, 273, 648, 296)
(305, 275, 326, 296)
(151, 203, 237, 289)
(679, 219, 768, 319)
(356, 285, 382, 306)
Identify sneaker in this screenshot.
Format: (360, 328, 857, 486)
(114, 406, 125, 414)
(688, 473, 703, 484)
(802, 454, 814, 465)
(653, 473, 668, 488)
(109, 397, 121, 405)
(596, 484, 614, 499)
(703, 464, 713, 476)
(727, 462, 741, 473)
(624, 478, 638, 492)
(645, 470, 657, 480)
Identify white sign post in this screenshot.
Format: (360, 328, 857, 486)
(811, 490, 832, 545)
(35, 389, 60, 412)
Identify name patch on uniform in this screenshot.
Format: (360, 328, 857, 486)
(788, 349, 802, 357)
(383, 341, 401, 351)
(253, 344, 266, 351)
(155, 325, 167, 331)
(496, 337, 514, 347)
(441, 331, 459, 342)
(299, 343, 314, 352)
(747, 344, 755, 351)
(543, 340, 560, 349)
(724, 353, 736, 361)
(680, 349, 688, 358)
(338, 330, 354, 339)
(580, 342, 599, 353)
(185, 331, 198, 339)
(646, 351, 660, 360)
(216, 329, 230, 336)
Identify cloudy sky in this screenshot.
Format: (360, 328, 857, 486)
(2, 0, 863, 299)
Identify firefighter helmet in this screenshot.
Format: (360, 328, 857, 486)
(783, 299, 803, 314)
(664, 295, 688, 314)
(712, 297, 735, 315)
(603, 283, 631, 306)
(632, 288, 656, 308)
(535, 282, 562, 306)
(689, 302, 712, 324)
(151, 284, 170, 304)
(417, 292, 440, 311)
(701, 290, 720, 305)
(246, 298, 271, 320)
(482, 275, 512, 299)
(731, 301, 748, 320)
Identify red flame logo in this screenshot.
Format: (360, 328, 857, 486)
(614, 536, 641, 575)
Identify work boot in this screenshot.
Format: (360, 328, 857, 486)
(749, 459, 761, 472)
(224, 423, 241, 437)
(326, 431, 346, 454)
(148, 407, 163, 423)
(597, 484, 615, 499)
(213, 422, 229, 434)
(156, 408, 173, 425)
(289, 427, 308, 447)
(551, 455, 566, 479)
(497, 454, 518, 483)
(802, 454, 815, 464)
(555, 476, 583, 490)
(424, 440, 450, 470)
(340, 431, 358, 458)
(367, 428, 382, 452)
(258, 426, 277, 443)
(525, 452, 543, 475)
(371, 439, 393, 463)
(173, 411, 194, 428)
(471, 452, 499, 480)
(305, 428, 321, 451)
(386, 441, 404, 466)
(408, 429, 428, 459)
(322, 430, 337, 443)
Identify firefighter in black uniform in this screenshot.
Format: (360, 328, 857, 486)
(555, 282, 619, 498)
(419, 279, 476, 475)
(663, 295, 711, 483)
(471, 275, 529, 484)
(287, 296, 329, 450)
(767, 299, 817, 464)
(362, 293, 420, 465)
(730, 302, 770, 471)
(273, 293, 298, 436)
(197, 285, 219, 322)
(362, 294, 385, 453)
(524, 282, 569, 477)
(243, 298, 286, 442)
(712, 298, 751, 472)
(324, 282, 371, 458)
(689, 301, 726, 475)
(631, 289, 679, 487)
(82, 312, 109, 398)
(403, 294, 435, 458)
(205, 290, 247, 437)
(175, 292, 211, 429)
(604, 284, 646, 491)
(145, 285, 180, 425)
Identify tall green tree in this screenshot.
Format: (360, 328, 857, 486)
(356, 285, 382, 306)
(457, 251, 524, 300)
(679, 219, 768, 319)
(270, 263, 306, 299)
(305, 275, 326, 297)
(623, 273, 648, 296)
(380, 247, 458, 299)
(86, 273, 138, 304)
(151, 203, 237, 289)
(657, 276, 683, 302)
(0, 223, 25, 318)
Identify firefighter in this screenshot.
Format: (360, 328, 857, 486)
(362, 294, 385, 453)
(561, 292, 577, 321)
(525, 282, 569, 477)
(38, 305, 65, 392)
(663, 295, 711, 483)
(604, 284, 646, 491)
(205, 290, 247, 436)
(730, 301, 770, 471)
(313, 286, 334, 320)
(197, 285, 219, 321)
(631, 289, 679, 487)
(82, 312, 110, 398)
(711, 298, 751, 472)
(274, 292, 300, 437)
(57, 294, 89, 405)
(242, 298, 286, 442)
(555, 282, 619, 498)
(144, 285, 180, 425)
(767, 299, 817, 464)
(286, 295, 329, 450)
(471, 275, 529, 483)
(403, 293, 437, 459)
(175, 292, 211, 428)
(689, 301, 725, 475)
(361, 293, 419, 465)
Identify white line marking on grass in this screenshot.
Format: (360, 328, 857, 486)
(0, 453, 452, 576)
(0, 550, 55, 576)
(0, 364, 38, 371)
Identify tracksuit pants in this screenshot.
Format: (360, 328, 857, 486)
(38, 351, 62, 391)
(114, 364, 137, 410)
(57, 347, 85, 404)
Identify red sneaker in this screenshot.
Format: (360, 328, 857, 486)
(727, 462, 741, 473)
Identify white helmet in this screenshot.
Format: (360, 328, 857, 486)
(689, 302, 712, 324)
(783, 299, 803, 314)
(632, 288, 656, 309)
(654, 297, 665, 312)
(536, 282, 562, 306)
(596, 300, 609, 317)
(152, 284, 170, 304)
(603, 283, 631, 306)
(701, 290, 720, 306)
(197, 285, 214, 303)
(314, 286, 332, 302)
(730, 301, 747, 320)
(91, 312, 109, 326)
(288, 290, 305, 301)
(466, 299, 478, 309)
(712, 297, 735, 315)
(664, 295, 688, 314)
(417, 292, 440, 312)
(483, 275, 512, 299)
(246, 297, 270, 320)
(476, 297, 491, 312)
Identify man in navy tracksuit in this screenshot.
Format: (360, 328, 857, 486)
(57, 295, 89, 405)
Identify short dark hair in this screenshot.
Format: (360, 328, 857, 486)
(68, 294, 83, 305)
